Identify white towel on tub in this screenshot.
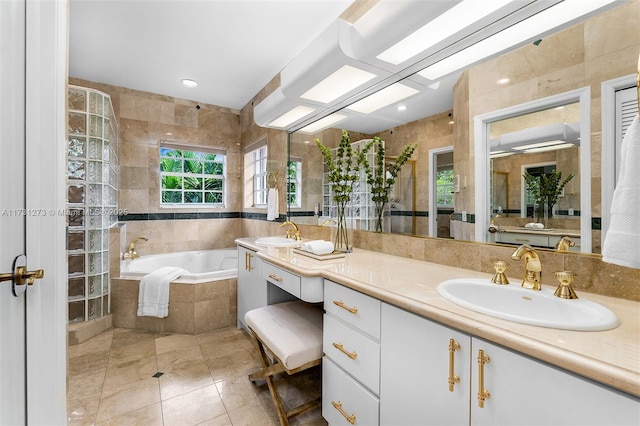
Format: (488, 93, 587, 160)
(137, 266, 187, 318)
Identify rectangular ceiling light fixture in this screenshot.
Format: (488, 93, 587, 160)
(299, 113, 348, 134)
(519, 142, 577, 153)
(418, 0, 619, 80)
(346, 83, 419, 114)
(268, 105, 316, 128)
(376, 0, 512, 65)
(301, 65, 377, 104)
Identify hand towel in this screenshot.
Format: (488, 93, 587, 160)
(267, 187, 279, 221)
(137, 266, 187, 318)
(303, 240, 335, 256)
(300, 240, 323, 251)
(602, 114, 640, 268)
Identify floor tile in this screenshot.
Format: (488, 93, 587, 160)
(161, 385, 226, 426)
(95, 377, 161, 423)
(95, 402, 163, 426)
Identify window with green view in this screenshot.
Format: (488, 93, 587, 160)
(436, 169, 454, 207)
(160, 145, 225, 205)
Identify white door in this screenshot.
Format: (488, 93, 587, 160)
(1, 0, 68, 423)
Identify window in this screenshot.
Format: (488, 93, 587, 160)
(287, 158, 302, 208)
(160, 143, 225, 206)
(249, 145, 268, 207)
(436, 169, 454, 207)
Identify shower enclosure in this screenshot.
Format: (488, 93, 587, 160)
(66, 86, 119, 324)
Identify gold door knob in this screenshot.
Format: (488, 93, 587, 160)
(0, 266, 44, 285)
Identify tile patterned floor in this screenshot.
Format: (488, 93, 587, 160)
(67, 327, 325, 425)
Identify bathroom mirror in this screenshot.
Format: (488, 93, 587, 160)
(475, 88, 592, 253)
(284, 2, 636, 255)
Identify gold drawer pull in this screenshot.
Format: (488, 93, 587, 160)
(245, 252, 253, 271)
(448, 338, 461, 392)
(331, 400, 356, 424)
(268, 273, 282, 282)
(477, 349, 491, 408)
(332, 342, 357, 360)
(333, 299, 358, 314)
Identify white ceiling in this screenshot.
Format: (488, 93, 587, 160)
(69, 0, 355, 110)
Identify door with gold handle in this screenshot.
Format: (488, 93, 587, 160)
(0, 254, 45, 296)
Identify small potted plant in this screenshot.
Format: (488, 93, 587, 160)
(523, 169, 574, 225)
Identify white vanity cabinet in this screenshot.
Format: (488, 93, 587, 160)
(471, 338, 640, 426)
(380, 303, 640, 426)
(323, 280, 382, 425)
(236, 246, 264, 332)
(379, 303, 471, 425)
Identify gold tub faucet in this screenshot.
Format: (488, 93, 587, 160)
(123, 236, 148, 260)
(280, 221, 301, 241)
(511, 244, 542, 290)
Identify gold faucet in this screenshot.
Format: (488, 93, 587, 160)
(555, 236, 575, 252)
(511, 244, 542, 290)
(320, 218, 336, 227)
(122, 236, 148, 260)
(280, 221, 301, 241)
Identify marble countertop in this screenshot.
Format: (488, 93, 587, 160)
(236, 238, 640, 397)
(497, 225, 581, 237)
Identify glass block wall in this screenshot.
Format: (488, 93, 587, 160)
(67, 86, 119, 324)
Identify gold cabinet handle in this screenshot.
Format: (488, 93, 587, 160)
(0, 266, 44, 286)
(333, 299, 358, 314)
(477, 349, 491, 408)
(245, 252, 253, 271)
(331, 400, 356, 425)
(448, 338, 461, 391)
(332, 342, 357, 360)
(268, 273, 282, 282)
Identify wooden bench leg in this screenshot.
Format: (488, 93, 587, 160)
(247, 329, 322, 426)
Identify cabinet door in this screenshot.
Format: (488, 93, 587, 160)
(380, 303, 471, 426)
(237, 246, 265, 331)
(471, 338, 640, 426)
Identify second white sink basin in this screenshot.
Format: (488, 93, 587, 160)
(437, 278, 619, 331)
(254, 236, 301, 247)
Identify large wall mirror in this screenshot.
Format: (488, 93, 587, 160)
(474, 88, 592, 253)
(284, 1, 638, 256)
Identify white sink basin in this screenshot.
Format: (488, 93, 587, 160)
(437, 278, 619, 331)
(254, 236, 301, 247)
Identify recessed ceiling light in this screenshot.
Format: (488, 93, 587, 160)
(397, 105, 408, 111)
(181, 79, 198, 88)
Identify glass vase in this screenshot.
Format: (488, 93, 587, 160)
(331, 199, 354, 253)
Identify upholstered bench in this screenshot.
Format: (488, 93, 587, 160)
(245, 301, 323, 426)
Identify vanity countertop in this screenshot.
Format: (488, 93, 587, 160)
(236, 238, 640, 397)
(497, 225, 581, 237)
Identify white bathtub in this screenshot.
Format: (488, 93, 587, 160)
(120, 249, 238, 283)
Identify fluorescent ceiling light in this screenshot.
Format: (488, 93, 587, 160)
(512, 140, 568, 151)
(268, 105, 316, 128)
(347, 83, 419, 114)
(301, 65, 377, 104)
(419, 0, 618, 80)
(181, 79, 198, 87)
(299, 113, 348, 133)
(376, 0, 512, 65)
(521, 143, 577, 153)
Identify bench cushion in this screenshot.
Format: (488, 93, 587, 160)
(245, 301, 323, 370)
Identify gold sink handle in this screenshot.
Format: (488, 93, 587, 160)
(553, 271, 578, 299)
(490, 261, 509, 285)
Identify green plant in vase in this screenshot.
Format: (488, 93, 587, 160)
(357, 137, 417, 232)
(315, 130, 360, 251)
(523, 170, 574, 224)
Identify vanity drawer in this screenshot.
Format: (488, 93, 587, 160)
(323, 357, 379, 426)
(325, 279, 381, 339)
(497, 232, 550, 247)
(324, 313, 380, 395)
(261, 262, 300, 299)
